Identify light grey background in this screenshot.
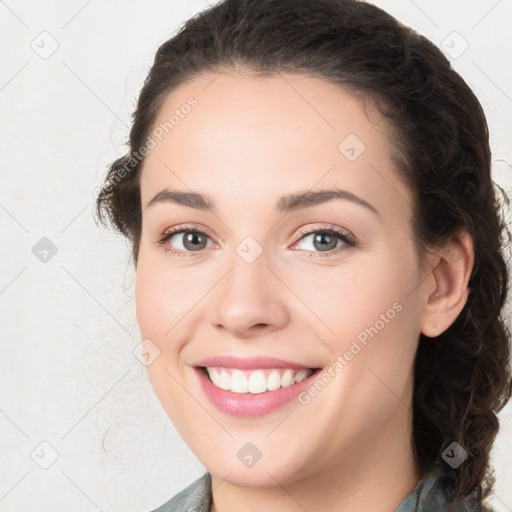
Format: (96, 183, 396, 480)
(1, 1, 511, 511)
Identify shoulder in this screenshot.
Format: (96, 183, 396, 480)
(445, 497, 498, 512)
(396, 466, 499, 512)
(148, 472, 212, 512)
(454, 492, 498, 512)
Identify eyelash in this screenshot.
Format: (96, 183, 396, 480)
(154, 224, 356, 259)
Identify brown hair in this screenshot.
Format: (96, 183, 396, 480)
(94, 0, 512, 505)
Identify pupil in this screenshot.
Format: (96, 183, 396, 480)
(314, 232, 336, 251)
(184, 232, 206, 251)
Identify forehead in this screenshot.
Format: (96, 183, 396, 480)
(139, 71, 412, 221)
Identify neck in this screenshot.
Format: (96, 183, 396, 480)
(209, 401, 421, 512)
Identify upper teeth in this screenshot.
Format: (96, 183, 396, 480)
(205, 367, 314, 394)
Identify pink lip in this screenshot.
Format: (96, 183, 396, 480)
(193, 366, 322, 417)
(192, 355, 315, 370)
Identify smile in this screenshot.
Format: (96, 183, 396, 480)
(194, 365, 322, 417)
(205, 367, 315, 394)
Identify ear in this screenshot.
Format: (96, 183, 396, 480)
(420, 230, 475, 338)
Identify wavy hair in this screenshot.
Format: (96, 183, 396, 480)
(94, 0, 512, 505)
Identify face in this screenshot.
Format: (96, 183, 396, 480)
(135, 71, 426, 488)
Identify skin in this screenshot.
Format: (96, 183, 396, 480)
(135, 70, 474, 512)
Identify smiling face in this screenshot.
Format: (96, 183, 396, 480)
(135, 70, 427, 494)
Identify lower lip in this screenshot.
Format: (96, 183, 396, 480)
(194, 367, 321, 417)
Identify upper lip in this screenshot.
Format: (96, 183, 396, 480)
(193, 355, 318, 370)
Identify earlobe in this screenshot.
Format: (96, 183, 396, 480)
(420, 230, 474, 338)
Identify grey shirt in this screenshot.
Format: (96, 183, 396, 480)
(149, 466, 496, 512)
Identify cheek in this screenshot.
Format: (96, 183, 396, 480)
(299, 264, 420, 445)
(326, 251, 420, 413)
(296, 245, 420, 389)
(292, 252, 416, 341)
(135, 260, 201, 385)
(135, 256, 194, 339)
(135, 268, 165, 340)
(135, 265, 194, 424)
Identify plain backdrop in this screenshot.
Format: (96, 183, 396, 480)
(1, 1, 511, 511)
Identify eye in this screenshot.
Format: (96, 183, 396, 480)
(155, 225, 216, 257)
(291, 225, 355, 258)
(155, 223, 356, 259)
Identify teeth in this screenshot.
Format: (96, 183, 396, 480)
(281, 369, 294, 387)
(294, 368, 311, 383)
(248, 370, 267, 394)
(267, 370, 281, 391)
(205, 367, 315, 394)
(219, 370, 231, 391)
(231, 370, 248, 393)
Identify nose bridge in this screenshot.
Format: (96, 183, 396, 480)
(208, 237, 289, 336)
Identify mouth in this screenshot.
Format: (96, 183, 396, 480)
(199, 366, 320, 394)
(193, 365, 323, 417)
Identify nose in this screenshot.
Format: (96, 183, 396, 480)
(208, 249, 289, 340)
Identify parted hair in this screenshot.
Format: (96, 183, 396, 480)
(95, 0, 512, 506)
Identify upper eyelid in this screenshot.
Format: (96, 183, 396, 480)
(163, 223, 349, 236)
(296, 224, 352, 238)
(160, 225, 216, 245)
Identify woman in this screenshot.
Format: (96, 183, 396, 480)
(95, 0, 511, 510)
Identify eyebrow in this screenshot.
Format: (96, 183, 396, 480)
(145, 188, 379, 216)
